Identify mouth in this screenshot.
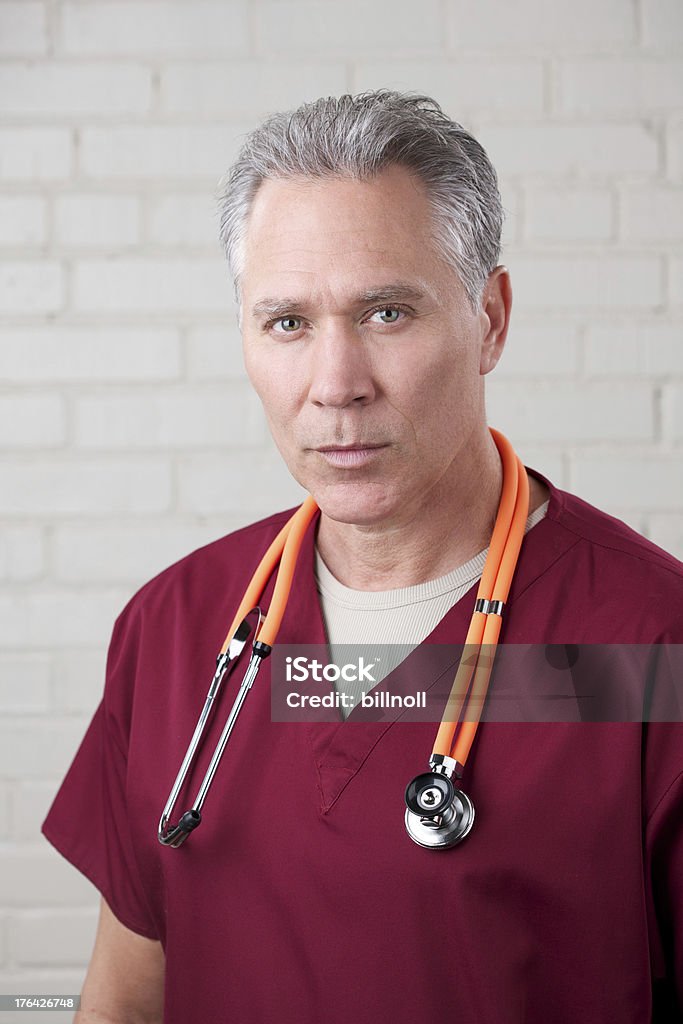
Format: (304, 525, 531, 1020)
(312, 443, 389, 468)
(314, 443, 386, 452)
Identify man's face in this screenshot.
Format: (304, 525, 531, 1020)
(240, 164, 498, 526)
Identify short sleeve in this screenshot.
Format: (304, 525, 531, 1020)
(41, 606, 159, 941)
(645, 761, 683, 1020)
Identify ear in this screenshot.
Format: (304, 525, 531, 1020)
(479, 266, 512, 376)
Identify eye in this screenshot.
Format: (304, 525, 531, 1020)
(367, 305, 409, 325)
(270, 316, 303, 334)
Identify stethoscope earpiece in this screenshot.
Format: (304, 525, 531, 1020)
(404, 771, 475, 850)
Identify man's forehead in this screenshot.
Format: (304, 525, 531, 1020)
(244, 167, 436, 250)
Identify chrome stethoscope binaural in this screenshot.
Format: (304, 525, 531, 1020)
(158, 427, 529, 851)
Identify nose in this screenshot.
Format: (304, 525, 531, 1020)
(307, 320, 376, 409)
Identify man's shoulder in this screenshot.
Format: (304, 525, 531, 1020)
(515, 471, 682, 642)
(549, 479, 682, 583)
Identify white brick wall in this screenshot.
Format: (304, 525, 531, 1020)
(0, 196, 46, 245)
(0, 262, 64, 314)
(0, 63, 153, 117)
(55, 195, 141, 247)
(0, 3, 47, 57)
(446, 0, 636, 49)
(0, 128, 73, 180)
(0, 0, 681, 1006)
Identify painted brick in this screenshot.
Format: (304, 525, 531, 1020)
(0, 459, 172, 516)
(0, 783, 11, 841)
(514, 446, 566, 487)
(670, 258, 683, 307)
(51, 650, 106, 716)
(479, 122, 659, 177)
(585, 324, 683, 376)
(0, 655, 51, 713)
(0, 849, 96, 908)
(10, 781, 64, 842)
(73, 388, 262, 449)
(666, 124, 683, 181)
(0, 327, 181, 382)
(446, 0, 635, 49)
(0, 262, 63, 314)
(0, 720, 90, 778)
(0, 527, 45, 582)
(161, 61, 347, 116)
(646, 515, 683, 561)
(186, 325, 247, 380)
(524, 187, 613, 242)
(499, 182, 522, 247)
(0, 197, 46, 246)
(52, 523, 222, 586)
(508, 254, 662, 310)
(493, 324, 580, 377)
(662, 384, 683, 441)
(147, 193, 222, 248)
(72, 258, 232, 313)
(0, 64, 152, 117)
(353, 61, 544, 116)
(11, 907, 98, 967)
(256, 1, 443, 56)
(178, 449, 308, 519)
(642, 0, 683, 50)
(0, 395, 66, 448)
(0, 528, 45, 585)
(0, 2, 47, 56)
(572, 454, 683, 510)
(621, 187, 683, 241)
(0, 589, 130, 650)
(487, 381, 654, 443)
(55, 195, 140, 247)
(80, 125, 244, 180)
(0, 129, 72, 181)
(60, 1, 249, 56)
(559, 60, 683, 114)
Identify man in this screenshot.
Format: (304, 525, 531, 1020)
(43, 91, 682, 1023)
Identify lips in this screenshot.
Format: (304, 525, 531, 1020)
(313, 444, 388, 468)
(314, 443, 386, 452)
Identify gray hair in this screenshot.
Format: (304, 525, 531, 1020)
(216, 89, 503, 317)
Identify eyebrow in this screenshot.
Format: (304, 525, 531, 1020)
(250, 283, 433, 319)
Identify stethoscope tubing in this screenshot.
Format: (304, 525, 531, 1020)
(158, 428, 529, 847)
(223, 496, 318, 651)
(433, 430, 529, 767)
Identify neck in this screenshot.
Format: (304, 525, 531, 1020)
(315, 427, 519, 591)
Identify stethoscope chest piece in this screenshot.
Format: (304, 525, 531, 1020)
(404, 771, 475, 850)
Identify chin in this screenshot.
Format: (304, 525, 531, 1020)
(309, 480, 398, 526)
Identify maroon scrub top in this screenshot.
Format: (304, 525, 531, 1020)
(42, 469, 683, 1023)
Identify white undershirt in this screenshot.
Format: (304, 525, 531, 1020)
(314, 501, 549, 717)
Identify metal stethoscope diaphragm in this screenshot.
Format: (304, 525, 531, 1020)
(404, 754, 475, 849)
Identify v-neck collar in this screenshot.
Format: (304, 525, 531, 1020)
(275, 466, 580, 813)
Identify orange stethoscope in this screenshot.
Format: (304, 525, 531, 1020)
(158, 427, 529, 850)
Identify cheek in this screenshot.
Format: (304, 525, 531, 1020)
(385, 337, 478, 425)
